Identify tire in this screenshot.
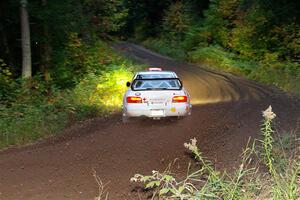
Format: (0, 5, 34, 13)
(122, 115, 130, 123)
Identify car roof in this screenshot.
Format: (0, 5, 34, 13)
(134, 71, 178, 79)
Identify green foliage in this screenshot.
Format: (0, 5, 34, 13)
(0, 40, 142, 149)
(52, 33, 131, 88)
(0, 59, 16, 102)
(202, 0, 240, 48)
(83, 0, 128, 34)
(131, 106, 300, 199)
(162, 2, 191, 41)
(189, 45, 300, 95)
(142, 38, 186, 60)
(249, 60, 300, 95)
(189, 45, 256, 75)
(72, 66, 135, 112)
(206, 0, 300, 62)
(0, 0, 141, 149)
(181, 25, 211, 51)
(0, 79, 69, 148)
(1, 0, 129, 82)
(137, 0, 300, 96)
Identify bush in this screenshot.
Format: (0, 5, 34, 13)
(189, 45, 256, 76)
(182, 25, 211, 51)
(0, 84, 69, 148)
(249, 63, 299, 93)
(188, 45, 300, 95)
(0, 59, 16, 102)
(142, 38, 186, 60)
(52, 33, 128, 88)
(0, 39, 142, 149)
(71, 65, 135, 113)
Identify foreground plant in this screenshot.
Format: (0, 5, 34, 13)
(259, 106, 300, 199)
(130, 106, 300, 199)
(93, 170, 109, 200)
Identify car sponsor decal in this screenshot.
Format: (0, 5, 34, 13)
(171, 107, 176, 112)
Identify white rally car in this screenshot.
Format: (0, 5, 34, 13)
(122, 68, 191, 122)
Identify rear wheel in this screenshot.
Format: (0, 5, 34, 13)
(122, 115, 130, 123)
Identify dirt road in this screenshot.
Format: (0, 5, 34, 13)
(0, 43, 299, 200)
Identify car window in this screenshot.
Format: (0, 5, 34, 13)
(132, 79, 182, 90)
(136, 73, 175, 79)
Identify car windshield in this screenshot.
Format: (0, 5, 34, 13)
(132, 78, 182, 91)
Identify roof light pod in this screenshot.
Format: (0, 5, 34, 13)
(148, 68, 162, 71)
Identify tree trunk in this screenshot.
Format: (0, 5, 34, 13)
(20, 0, 32, 78)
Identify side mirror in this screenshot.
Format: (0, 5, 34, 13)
(126, 82, 131, 87)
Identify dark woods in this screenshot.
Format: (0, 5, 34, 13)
(1, 0, 299, 81)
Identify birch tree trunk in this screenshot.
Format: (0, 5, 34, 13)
(20, 0, 32, 78)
